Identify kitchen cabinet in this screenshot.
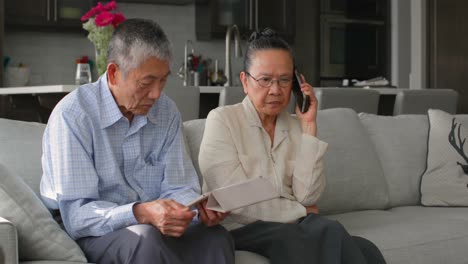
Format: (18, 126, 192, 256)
(195, 0, 295, 42)
(428, 0, 468, 113)
(118, 0, 192, 4)
(319, 0, 389, 85)
(321, 0, 387, 19)
(5, 0, 93, 30)
(0, 0, 6, 118)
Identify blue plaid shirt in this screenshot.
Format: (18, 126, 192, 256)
(40, 74, 201, 240)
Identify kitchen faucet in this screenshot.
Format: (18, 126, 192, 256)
(183, 40, 195, 86)
(224, 25, 242, 87)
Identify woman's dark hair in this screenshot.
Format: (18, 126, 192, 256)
(243, 28, 294, 72)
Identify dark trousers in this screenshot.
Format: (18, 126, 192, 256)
(77, 223, 235, 264)
(230, 214, 386, 264)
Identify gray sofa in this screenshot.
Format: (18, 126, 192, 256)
(1, 108, 468, 264)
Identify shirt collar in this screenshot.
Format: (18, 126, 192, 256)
(146, 100, 159, 125)
(99, 73, 125, 129)
(99, 73, 159, 129)
(241, 96, 290, 132)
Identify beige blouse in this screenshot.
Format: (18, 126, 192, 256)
(199, 97, 328, 230)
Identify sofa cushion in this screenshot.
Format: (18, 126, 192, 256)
(0, 216, 17, 263)
(0, 118, 45, 195)
(235, 250, 269, 264)
(421, 109, 468, 206)
(0, 164, 86, 262)
(359, 113, 428, 207)
(184, 110, 390, 214)
(328, 206, 468, 264)
(18, 261, 86, 264)
(316, 108, 389, 214)
(183, 119, 206, 184)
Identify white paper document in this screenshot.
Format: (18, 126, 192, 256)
(187, 177, 279, 213)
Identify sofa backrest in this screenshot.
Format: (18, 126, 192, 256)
(0, 118, 46, 196)
(183, 108, 391, 215)
(183, 119, 206, 185)
(359, 113, 429, 207)
(315, 108, 389, 214)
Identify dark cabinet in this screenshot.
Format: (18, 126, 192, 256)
(195, 0, 295, 42)
(5, 0, 93, 30)
(118, 0, 192, 4)
(321, 0, 387, 19)
(319, 0, 389, 84)
(256, 0, 295, 39)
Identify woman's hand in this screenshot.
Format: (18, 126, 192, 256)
(196, 199, 229, 227)
(305, 204, 319, 214)
(295, 74, 318, 136)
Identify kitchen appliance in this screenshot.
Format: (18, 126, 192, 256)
(320, 15, 387, 80)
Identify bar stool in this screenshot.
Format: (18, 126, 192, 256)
(314, 88, 380, 114)
(392, 89, 458, 115)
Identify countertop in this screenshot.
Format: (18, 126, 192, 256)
(0, 85, 225, 95)
(0, 85, 77, 95)
(0, 85, 405, 96)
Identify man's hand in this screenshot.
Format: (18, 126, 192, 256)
(196, 199, 229, 227)
(133, 199, 196, 237)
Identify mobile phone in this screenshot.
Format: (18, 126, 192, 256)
(291, 68, 310, 113)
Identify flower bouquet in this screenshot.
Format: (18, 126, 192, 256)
(81, 1, 126, 76)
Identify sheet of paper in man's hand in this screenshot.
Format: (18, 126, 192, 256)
(187, 177, 279, 213)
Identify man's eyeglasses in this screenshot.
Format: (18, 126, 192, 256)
(245, 72, 292, 89)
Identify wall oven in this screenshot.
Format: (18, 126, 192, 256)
(320, 15, 387, 82)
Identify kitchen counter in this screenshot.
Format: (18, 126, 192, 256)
(0, 85, 225, 95)
(0, 85, 226, 122)
(198, 86, 409, 95)
(0, 85, 78, 95)
(0, 85, 412, 122)
(0, 85, 404, 95)
(199, 86, 224, 93)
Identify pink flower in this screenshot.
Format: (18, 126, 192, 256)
(104, 1, 117, 11)
(81, 2, 104, 21)
(81, 7, 95, 21)
(112, 13, 126, 28)
(81, 13, 90, 22)
(81, 1, 126, 27)
(94, 2, 105, 13)
(95, 11, 114, 27)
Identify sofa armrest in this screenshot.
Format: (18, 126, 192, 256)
(0, 217, 19, 264)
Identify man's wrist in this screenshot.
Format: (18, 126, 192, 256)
(132, 202, 148, 224)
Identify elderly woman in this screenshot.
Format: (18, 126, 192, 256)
(198, 28, 385, 264)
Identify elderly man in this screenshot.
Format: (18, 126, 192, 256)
(40, 19, 234, 264)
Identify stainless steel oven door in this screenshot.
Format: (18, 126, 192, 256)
(320, 15, 386, 79)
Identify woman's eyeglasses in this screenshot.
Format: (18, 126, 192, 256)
(245, 72, 292, 89)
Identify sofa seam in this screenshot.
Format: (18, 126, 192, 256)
(382, 233, 468, 251)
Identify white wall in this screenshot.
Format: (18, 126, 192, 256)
(3, 3, 245, 88)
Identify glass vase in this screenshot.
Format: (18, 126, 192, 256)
(95, 47, 107, 77)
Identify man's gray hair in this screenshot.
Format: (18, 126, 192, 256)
(107, 18, 172, 77)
